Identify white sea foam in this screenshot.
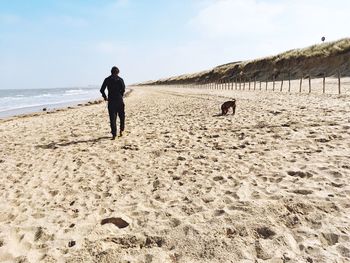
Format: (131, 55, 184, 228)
(0, 87, 100, 117)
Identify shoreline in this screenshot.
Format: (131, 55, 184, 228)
(0, 88, 133, 121)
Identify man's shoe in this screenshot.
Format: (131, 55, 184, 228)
(111, 135, 116, 140)
(119, 131, 123, 137)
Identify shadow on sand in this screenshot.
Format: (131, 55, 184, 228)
(212, 113, 233, 117)
(37, 136, 110, 149)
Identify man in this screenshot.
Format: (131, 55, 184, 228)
(100, 66, 125, 140)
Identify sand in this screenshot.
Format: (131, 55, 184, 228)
(0, 86, 349, 263)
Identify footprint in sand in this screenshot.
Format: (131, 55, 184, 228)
(236, 182, 251, 201)
(101, 217, 129, 228)
(287, 170, 313, 179)
(291, 189, 313, 195)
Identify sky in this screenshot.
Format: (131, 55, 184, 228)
(0, 0, 349, 89)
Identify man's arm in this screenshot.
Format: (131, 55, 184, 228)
(100, 79, 108, 101)
(120, 78, 125, 97)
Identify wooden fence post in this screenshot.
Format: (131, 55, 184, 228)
(280, 75, 284, 92)
(338, 71, 341, 94)
(254, 77, 256, 90)
(323, 74, 325, 94)
(265, 78, 268, 91)
(299, 76, 303, 93)
(288, 73, 291, 92)
(248, 78, 251, 90)
(273, 75, 275, 91)
(308, 74, 311, 93)
(259, 81, 262, 90)
(243, 77, 246, 90)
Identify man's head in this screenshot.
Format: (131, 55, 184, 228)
(111, 66, 120, 75)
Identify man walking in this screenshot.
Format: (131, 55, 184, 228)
(100, 66, 125, 140)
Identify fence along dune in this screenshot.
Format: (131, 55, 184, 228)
(138, 38, 350, 94)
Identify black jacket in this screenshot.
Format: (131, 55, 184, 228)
(100, 75, 125, 104)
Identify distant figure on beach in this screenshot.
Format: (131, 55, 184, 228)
(100, 66, 125, 140)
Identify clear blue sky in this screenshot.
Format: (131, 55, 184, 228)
(0, 0, 349, 89)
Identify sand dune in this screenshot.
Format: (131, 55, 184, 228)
(0, 86, 349, 262)
(140, 38, 350, 86)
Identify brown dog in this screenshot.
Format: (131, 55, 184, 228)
(221, 99, 236, 115)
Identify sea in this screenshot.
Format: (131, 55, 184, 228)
(0, 87, 101, 118)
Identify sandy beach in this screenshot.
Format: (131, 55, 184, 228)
(0, 86, 349, 263)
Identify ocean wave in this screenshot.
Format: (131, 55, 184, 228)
(64, 89, 90, 96)
(0, 96, 99, 113)
(0, 88, 99, 115)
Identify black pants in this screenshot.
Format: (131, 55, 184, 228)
(108, 102, 125, 136)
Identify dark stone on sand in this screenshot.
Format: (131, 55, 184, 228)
(68, 240, 76, 247)
(153, 179, 160, 188)
(256, 226, 276, 239)
(101, 217, 129, 229)
(213, 176, 224, 181)
(214, 209, 225, 216)
(42, 108, 47, 111)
